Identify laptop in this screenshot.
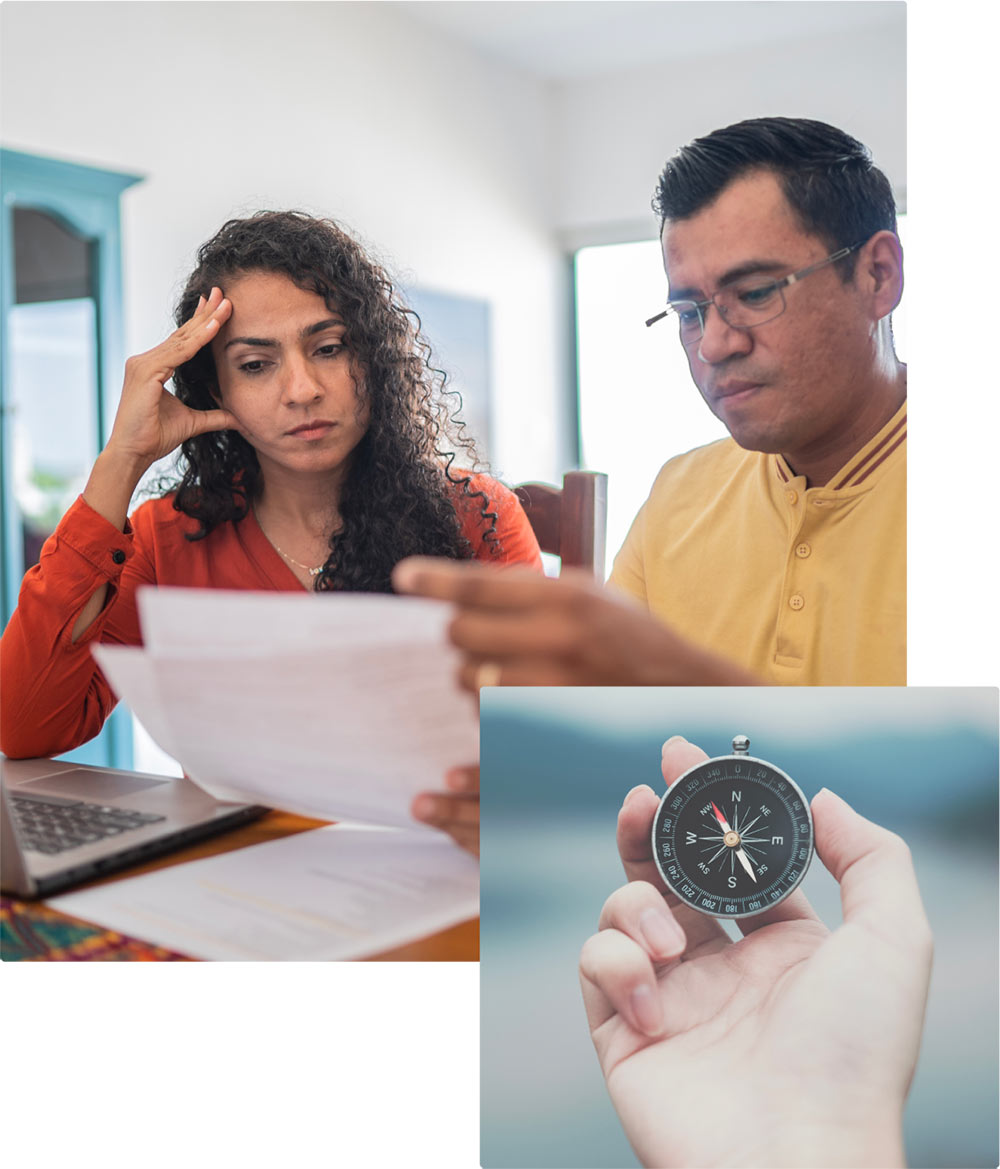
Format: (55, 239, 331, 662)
(1, 755, 268, 898)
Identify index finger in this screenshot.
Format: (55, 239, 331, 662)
(172, 286, 232, 354)
(617, 784, 730, 952)
(393, 556, 567, 610)
(617, 783, 668, 887)
(142, 287, 232, 378)
(615, 738, 710, 886)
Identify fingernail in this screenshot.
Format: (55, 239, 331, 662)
(661, 735, 687, 752)
(624, 784, 651, 804)
(639, 906, 684, 958)
(412, 795, 436, 821)
(629, 984, 662, 1037)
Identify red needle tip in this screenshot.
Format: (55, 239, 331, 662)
(711, 801, 726, 826)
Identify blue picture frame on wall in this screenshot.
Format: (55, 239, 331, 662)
(404, 285, 493, 463)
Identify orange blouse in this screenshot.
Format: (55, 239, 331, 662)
(1, 475, 541, 758)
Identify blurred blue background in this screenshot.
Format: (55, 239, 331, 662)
(480, 687, 999, 1169)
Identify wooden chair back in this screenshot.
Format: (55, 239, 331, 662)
(513, 470, 608, 577)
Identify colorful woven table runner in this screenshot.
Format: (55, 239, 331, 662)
(1, 896, 191, 961)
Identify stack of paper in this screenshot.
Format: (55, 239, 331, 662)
(64, 587, 481, 960)
(93, 587, 479, 827)
(49, 824, 479, 961)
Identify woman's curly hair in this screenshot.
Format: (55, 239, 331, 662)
(169, 210, 498, 592)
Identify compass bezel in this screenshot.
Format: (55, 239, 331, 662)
(651, 750, 815, 920)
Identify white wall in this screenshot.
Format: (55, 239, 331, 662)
(1, 3, 907, 481)
(0, 0, 570, 482)
(552, 16, 906, 246)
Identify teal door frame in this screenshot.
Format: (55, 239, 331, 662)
(1, 147, 142, 766)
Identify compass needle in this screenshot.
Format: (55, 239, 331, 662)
(651, 735, 814, 919)
(736, 848, 757, 883)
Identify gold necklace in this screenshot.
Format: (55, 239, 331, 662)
(253, 505, 326, 577)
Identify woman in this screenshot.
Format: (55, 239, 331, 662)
(1, 211, 541, 850)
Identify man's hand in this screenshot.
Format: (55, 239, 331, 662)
(412, 764, 479, 856)
(393, 558, 758, 687)
(579, 736, 933, 1169)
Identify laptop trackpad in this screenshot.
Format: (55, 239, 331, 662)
(20, 770, 170, 800)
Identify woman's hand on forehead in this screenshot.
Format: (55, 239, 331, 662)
(80, 288, 244, 560)
(104, 286, 242, 477)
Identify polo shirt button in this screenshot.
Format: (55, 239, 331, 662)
(111, 549, 126, 565)
(795, 543, 811, 559)
(789, 594, 805, 610)
(786, 490, 798, 505)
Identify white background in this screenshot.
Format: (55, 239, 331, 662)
(2, 2, 996, 1167)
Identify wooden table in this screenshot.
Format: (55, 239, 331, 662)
(21, 808, 477, 961)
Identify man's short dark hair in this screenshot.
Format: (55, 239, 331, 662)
(654, 117, 897, 276)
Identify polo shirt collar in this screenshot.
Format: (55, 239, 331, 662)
(772, 399, 907, 491)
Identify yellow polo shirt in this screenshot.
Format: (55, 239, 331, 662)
(609, 403, 906, 685)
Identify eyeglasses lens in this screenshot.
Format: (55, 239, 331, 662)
(719, 281, 785, 327)
(672, 283, 787, 341)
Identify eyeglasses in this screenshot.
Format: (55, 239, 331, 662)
(644, 242, 864, 342)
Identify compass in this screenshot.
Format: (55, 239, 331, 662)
(651, 736, 814, 919)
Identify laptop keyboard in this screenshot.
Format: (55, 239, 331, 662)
(10, 792, 167, 855)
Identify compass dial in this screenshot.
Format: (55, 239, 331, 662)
(651, 738, 814, 919)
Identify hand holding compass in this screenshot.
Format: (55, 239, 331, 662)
(579, 735, 933, 1169)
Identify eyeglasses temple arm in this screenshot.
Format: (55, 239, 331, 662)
(786, 242, 862, 287)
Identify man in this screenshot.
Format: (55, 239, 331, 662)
(398, 116, 905, 691)
(405, 118, 905, 846)
(614, 116, 905, 685)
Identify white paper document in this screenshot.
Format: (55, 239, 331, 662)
(48, 825, 479, 961)
(92, 587, 479, 827)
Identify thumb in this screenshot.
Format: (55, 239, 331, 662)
(188, 407, 242, 438)
(813, 788, 931, 952)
